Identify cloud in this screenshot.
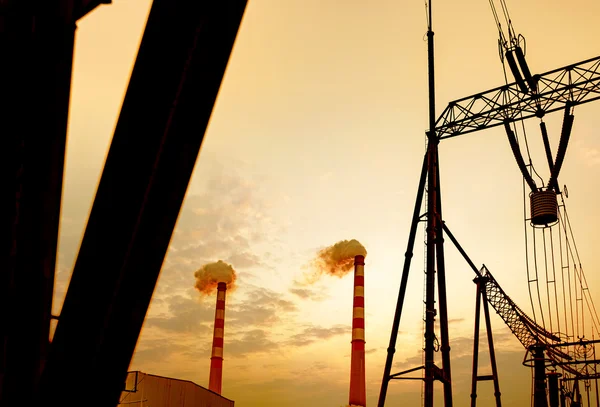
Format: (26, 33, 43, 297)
(224, 376, 348, 407)
(135, 289, 298, 366)
(228, 287, 298, 328)
(287, 324, 349, 347)
(573, 138, 600, 168)
(581, 147, 600, 167)
(144, 286, 298, 351)
(448, 318, 465, 324)
(393, 354, 423, 371)
(166, 171, 275, 268)
(289, 287, 328, 301)
(144, 295, 214, 334)
(226, 329, 279, 357)
(55, 166, 278, 311)
(132, 339, 189, 362)
(226, 251, 263, 269)
(142, 166, 282, 299)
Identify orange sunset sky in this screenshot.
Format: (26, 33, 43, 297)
(52, 1, 600, 406)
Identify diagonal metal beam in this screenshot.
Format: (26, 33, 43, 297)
(73, 0, 111, 21)
(1, 2, 77, 404)
(435, 55, 600, 139)
(38, 1, 247, 405)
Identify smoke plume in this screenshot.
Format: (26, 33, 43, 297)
(307, 239, 367, 282)
(194, 260, 237, 295)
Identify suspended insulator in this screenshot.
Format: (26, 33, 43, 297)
(547, 104, 574, 190)
(505, 50, 528, 93)
(540, 122, 560, 193)
(504, 121, 538, 192)
(530, 190, 558, 226)
(515, 46, 537, 93)
(540, 122, 554, 172)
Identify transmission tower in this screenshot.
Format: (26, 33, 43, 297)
(378, 0, 600, 405)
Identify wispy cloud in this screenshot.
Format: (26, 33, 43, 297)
(228, 287, 297, 325)
(145, 294, 214, 334)
(287, 324, 349, 347)
(289, 287, 328, 301)
(581, 147, 600, 167)
(574, 138, 600, 168)
(448, 318, 465, 324)
(226, 251, 263, 268)
(166, 171, 275, 269)
(226, 329, 279, 358)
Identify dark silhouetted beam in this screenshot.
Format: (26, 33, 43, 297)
(38, 1, 247, 405)
(1, 2, 76, 405)
(73, 0, 111, 21)
(435, 55, 600, 138)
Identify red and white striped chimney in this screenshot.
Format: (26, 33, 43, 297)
(349, 255, 366, 406)
(209, 282, 227, 394)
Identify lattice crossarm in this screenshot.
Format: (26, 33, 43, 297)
(434, 55, 600, 138)
(482, 273, 538, 349)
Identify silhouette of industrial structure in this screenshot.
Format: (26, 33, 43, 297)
(3, 1, 600, 407)
(378, 1, 600, 406)
(2, 1, 247, 406)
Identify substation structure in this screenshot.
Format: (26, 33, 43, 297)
(3, 1, 600, 407)
(377, 3, 600, 406)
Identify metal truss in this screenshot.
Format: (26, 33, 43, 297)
(480, 266, 559, 349)
(435, 55, 600, 139)
(481, 266, 583, 377)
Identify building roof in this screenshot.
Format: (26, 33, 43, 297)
(126, 371, 234, 402)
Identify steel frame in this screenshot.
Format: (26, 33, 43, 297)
(379, 7, 600, 404)
(470, 276, 502, 407)
(6, 1, 600, 406)
(435, 56, 600, 139)
(378, 3, 453, 406)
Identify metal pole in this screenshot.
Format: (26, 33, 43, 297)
(548, 373, 560, 407)
(587, 379, 591, 407)
(424, 0, 439, 402)
(574, 379, 582, 407)
(533, 346, 549, 407)
(596, 371, 600, 407)
(435, 149, 453, 406)
(594, 343, 599, 407)
(470, 282, 483, 407)
(482, 285, 502, 407)
(424, 139, 437, 407)
(378, 152, 429, 407)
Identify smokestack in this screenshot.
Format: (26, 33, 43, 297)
(209, 282, 227, 394)
(349, 254, 366, 407)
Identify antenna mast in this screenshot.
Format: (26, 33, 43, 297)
(378, 0, 454, 405)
